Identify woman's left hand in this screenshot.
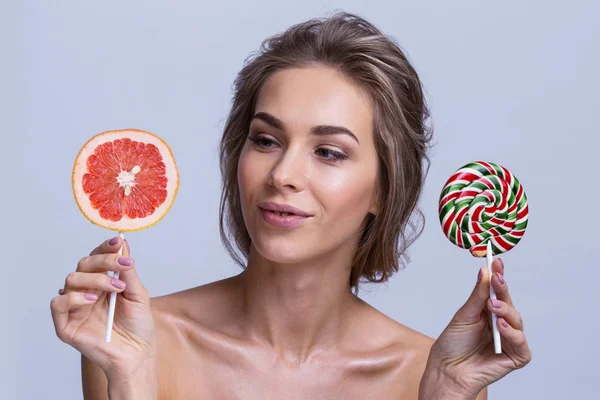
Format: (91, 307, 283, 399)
(420, 258, 532, 399)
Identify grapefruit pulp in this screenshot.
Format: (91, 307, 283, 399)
(72, 129, 179, 232)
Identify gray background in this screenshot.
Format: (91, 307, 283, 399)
(4, 0, 598, 398)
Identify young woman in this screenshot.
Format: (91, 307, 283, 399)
(51, 12, 531, 399)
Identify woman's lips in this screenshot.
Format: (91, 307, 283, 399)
(259, 208, 310, 228)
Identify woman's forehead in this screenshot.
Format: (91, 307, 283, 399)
(253, 67, 373, 140)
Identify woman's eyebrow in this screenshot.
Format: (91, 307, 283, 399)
(251, 111, 360, 144)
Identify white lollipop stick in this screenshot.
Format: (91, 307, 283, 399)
(487, 240, 502, 354)
(105, 232, 125, 343)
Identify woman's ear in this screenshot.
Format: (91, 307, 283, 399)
(368, 194, 380, 217)
(368, 183, 381, 216)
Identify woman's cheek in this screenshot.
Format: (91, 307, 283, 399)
(330, 166, 376, 210)
(238, 150, 261, 186)
(317, 166, 367, 197)
(237, 153, 257, 204)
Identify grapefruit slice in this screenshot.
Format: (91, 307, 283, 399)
(72, 129, 179, 232)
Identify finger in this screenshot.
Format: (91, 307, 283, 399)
(487, 299, 523, 331)
(491, 258, 504, 276)
(64, 271, 127, 293)
(453, 266, 490, 324)
(492, 271, 514, 308)
(76, 253, 134, 273)
(498, 318, 532, 369)
(117, 240, 149, 304)
(90, 236, 125, 256)
(50, 292, 99, 338)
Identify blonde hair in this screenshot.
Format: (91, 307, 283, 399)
(219, 11, 432, 292)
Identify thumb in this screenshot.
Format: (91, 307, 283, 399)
(117, 239, 150, 304)
(453, 266, 490, 324)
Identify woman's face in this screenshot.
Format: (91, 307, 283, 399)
(238, 66, 379, 264)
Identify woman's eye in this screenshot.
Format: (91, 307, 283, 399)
(249, 135, 348, 162)
(249, 135, 277, 148)
(316, 148, 348, 161)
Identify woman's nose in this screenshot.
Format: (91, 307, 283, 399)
(268, 148, 307, 192)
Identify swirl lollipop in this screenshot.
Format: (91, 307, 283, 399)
(439, 161, 528, 353)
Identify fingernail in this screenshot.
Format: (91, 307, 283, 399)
(118, 256, 133, 266)
(501, 318, 509, 328)
(477, 268, 482, 284)
(491, 299, 502, 308)
(109, 236, 120, 245)
(110, 278, 126, 289)
(499, 258, 504, 270)
(496, 272, 505, 284)
(84, 293, 98, 301)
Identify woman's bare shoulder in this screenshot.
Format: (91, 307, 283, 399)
(345, 300, 435, 376)
(333, 300, 435, 397)
(150, 276, 242, 327)
(351, 298, 435, 351)
(146, 277, 246, 398)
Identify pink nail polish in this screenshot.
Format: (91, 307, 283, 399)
(491, 299, 502, 308)
(118, 256, 133, 266)
(109, 237, 120, 246)
(499, 258, 504, 270)
(497, 272, 505, 284)
(477, 269, 482, 284)
(110, 278, 126, 289)
(84, 293, 98, 301)
(501, 318, 509, 328)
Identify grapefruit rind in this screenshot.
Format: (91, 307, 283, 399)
(72, 128, 179, 232)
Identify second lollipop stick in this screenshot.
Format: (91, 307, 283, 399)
(487, 240, 502, 354)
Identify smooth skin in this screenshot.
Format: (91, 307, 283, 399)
(51, 66, 530, 399)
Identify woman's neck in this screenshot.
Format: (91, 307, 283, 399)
(238, 243, 361, 365)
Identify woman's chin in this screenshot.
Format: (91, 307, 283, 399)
(251, 240, 312, 265)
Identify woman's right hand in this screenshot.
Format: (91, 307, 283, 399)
(50, 236, 156, 380)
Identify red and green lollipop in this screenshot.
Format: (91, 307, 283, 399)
(439, 161, 529, 353)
